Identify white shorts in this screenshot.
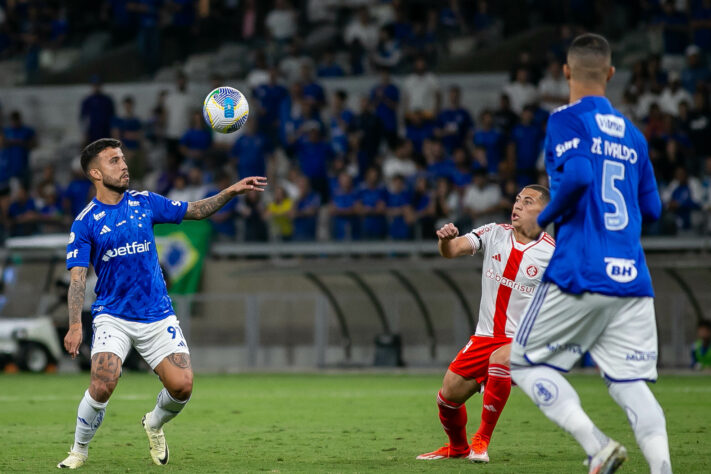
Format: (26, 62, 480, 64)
(510, 282, 658, 382)
(91, 314, 190, 370)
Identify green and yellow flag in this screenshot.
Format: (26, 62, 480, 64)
(155, 220, 212, 294)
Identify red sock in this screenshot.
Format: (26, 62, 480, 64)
(476, 364, 511, 443)
(437, 390, 469, 451)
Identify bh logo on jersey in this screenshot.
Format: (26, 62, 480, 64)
(604, 257, 637, 283)
(102, 240, 152, 262)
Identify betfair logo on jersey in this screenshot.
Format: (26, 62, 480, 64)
(485, 268, 535, 294)
(93, 211, 106, 221)
(66, 249, 78, 260)
(604, 257, 638, 283)
(555, 137, 580, 158)
(128, 200, 140, 206)
(102, 240, 152, 262)
(595, 113, 625, 138)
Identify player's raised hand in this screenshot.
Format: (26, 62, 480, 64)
(229, 176, 268, 195)
(436, 223, 459, 240)
(64, 324, 82, 359)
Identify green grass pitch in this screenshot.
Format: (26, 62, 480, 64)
(0, 373, 709, 472)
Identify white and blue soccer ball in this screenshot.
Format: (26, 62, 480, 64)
(202, 86, 250, 134)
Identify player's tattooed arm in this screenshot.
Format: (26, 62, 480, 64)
(183, 176, 267, 220)
(68, 266, 87, 326)
(64, 266, 87, 357)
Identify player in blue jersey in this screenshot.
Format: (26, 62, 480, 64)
(58, 138, 267, 469)
(509, 34, 672, 474)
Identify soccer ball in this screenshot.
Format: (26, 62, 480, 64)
(202, 86, 250, 134)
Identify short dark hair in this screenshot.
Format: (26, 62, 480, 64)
(524, 184, 550, 204)
(699, 320, 711, 330)
(80, 138, 122, 177)
(567, 33, 612, 83)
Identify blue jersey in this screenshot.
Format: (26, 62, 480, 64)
(66, 190, 188, 322)
(543, 96, 658, 297)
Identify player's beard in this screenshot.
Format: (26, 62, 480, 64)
(103, 175, 129, 194)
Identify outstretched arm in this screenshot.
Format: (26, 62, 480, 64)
(184, 176, 268, 220)
(64, 266, 87, 358)
(437, 223, 475, 258)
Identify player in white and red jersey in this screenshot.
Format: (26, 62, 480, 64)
(417, 184, 554, 464)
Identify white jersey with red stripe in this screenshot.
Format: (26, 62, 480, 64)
(464, 223, 555, 338)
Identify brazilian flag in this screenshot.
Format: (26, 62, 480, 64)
(154, 220, 212, 294)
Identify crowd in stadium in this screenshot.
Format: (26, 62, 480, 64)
(0, 0, 710, 242)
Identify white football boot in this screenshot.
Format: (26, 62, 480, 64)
(142, 413, 169, 465)
(57, 450, 87, 469)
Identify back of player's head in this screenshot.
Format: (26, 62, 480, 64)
(81, 138, 123, 178)
(566, 33, 612, 85)
(524, 184, 550, 204)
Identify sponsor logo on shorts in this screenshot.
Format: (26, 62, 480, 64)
(546, 342, 582, 355)
(102, 240, 152, 262)
(486, 268, 535, 294)
(526, 265, 538, 277)
(625, 350, 657, 361)
(595, 113, 626, 138)
(555, 137, 580, 158)
(604, 257, 638, 283)
(532, 378, 558, 407)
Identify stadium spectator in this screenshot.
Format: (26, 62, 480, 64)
(371, 25, 403, 71)
(63, 160, 94, 219)
(688, 91, 711, 157)
(8, 183, 39, 236)
(164, 72, 193, 157)
(404, 56, 441, 120)
(652, 0, 690, 65)
(370, 68, 400, 149)
(473, 110, 503, 175)
(316, 51, 345, 78)
(433, 176, 460, 229)
(1, 110, 35, 187)
(357, 167, 387, 240)
(406, 110, 436, 155)
(265, 0, 298, 45)
(386, 175, 411, 240)
(511, 105, 543, 185)
(538, 59, 568, 112)
(295, 123, 332, 201)
(254, 67, 289, 141)
(435, 85, 474, 154)
(353, 95, 381, 167)
(328, 90, 355, 158)
(382, 138, 417, 183)
(179, 111, 212, 169)
(659, 72, 692, 116)
(239, 190, 268, 241)
(461, 168, 502, 228)
(503, 67, 538, 114)
(662, 165, 704, 231)
(344, 7, 378, 75)
(291, 175, 320, 241)
(691, 0, 711, 51)
(103, 0, 135, 45)
(36, 179, 64, 233)
(691, 320, 711, 370)
(230, 118, 269, 180)
(410, 175, 435, 239)
(300, 63, 326, 109)
(128, 0, 162, 73)
(80, 76, 115, 146)
(246, 50, 270, 90)
(330, 171, 359, 240)
(265, 185, 293, 241)
(424, 138, 455, 182)
(492, 93, 518, 136)
(279, 38, 314, 84)
(681, 44, 711, 93)
(202, 172, 238, 241)
(111, 96, 146, 182)
(450, 147, 473, 188)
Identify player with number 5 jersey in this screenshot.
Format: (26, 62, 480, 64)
(58, 138, 267, 470)
(510, 34, 671, 474)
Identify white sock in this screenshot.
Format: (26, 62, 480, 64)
(147, 388, 189, 430)
(511, 365, 608, 456)
(73, 390, 108, 455)
(608, 381, 672, 474)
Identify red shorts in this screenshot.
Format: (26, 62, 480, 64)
(448, 335, 512, 383)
